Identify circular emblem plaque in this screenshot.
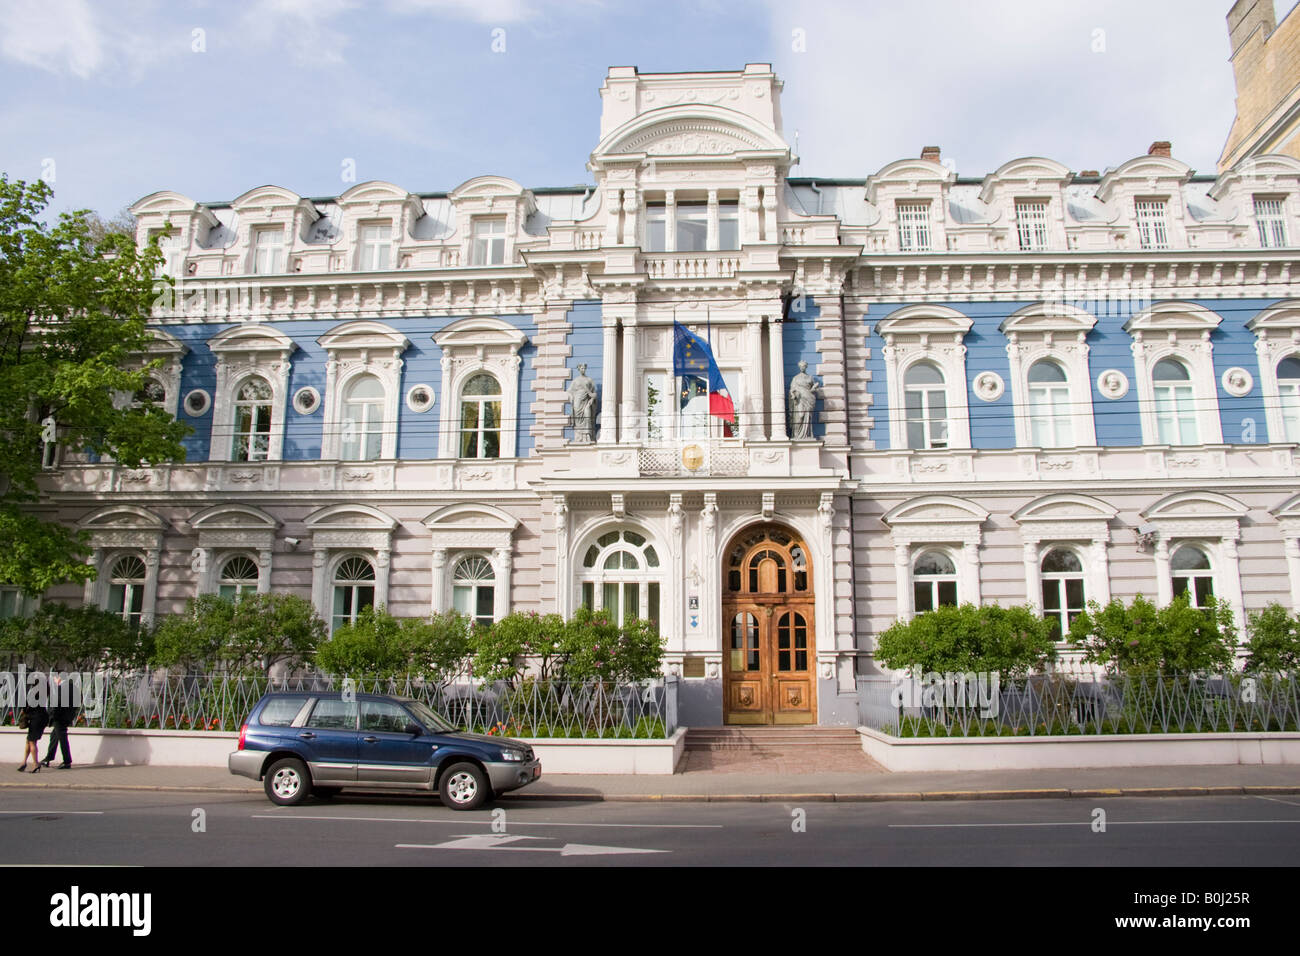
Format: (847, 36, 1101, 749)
(681, 444, 705, 471)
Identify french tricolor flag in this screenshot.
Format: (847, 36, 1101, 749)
(673, 321, 735, 421)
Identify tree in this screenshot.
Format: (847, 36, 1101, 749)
(0, 176, 190, 593)
(874, 603, 1057, 678)
(1243, 603, 1300, 672)
(315, 607, 471, 682)
(1068, 594, 1238, 676)
(81, 208, 137, 243)
(0, 602, 151, 671)
(153, 593, 325, 676)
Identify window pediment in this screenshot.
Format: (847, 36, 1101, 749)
(594, 106, 787, 161)
(305, 504, 398, 532)
(1000, 303, 1097, 339)
(423, 503, 519, 550)
(1143, 491, 1248, 523)
(1013, 493, 1117, 523)
(883, 495, 989, 528)
(208, 323, 297, 359)
(978, 157, 1071, 204)
(317, 320, 410, 356)
(190, 503, 280, 532)
(1247, 300, 1300, 337)
(874, 305, 972, 343)
(432, 316, 528, 353)
(1124, 301, 1224, 337)
(1095, 155, 1192, 202)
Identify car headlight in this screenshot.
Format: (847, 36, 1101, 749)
(498, 749, 524, 762)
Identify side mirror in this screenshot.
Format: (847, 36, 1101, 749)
(405, 722, 423, 737)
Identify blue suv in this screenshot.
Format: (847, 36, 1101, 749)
(229, 692, 541, 811)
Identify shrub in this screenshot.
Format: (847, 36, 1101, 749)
(153, 592, 324, 675)
(0, 603, 150, 671)
(1068, 594, 1237, 676)
(471, 611, 568, 684)
(316, 607, 470, 682)
(874, 602, 1056, 678)
(1243, 603, 1300, 672)
(563, 607, 665, 684)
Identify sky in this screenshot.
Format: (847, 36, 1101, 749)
(0, 0, 1294, 220)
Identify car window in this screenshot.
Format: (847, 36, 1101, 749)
(305, 699, 358, 730)
(361, 700, 413, 734)
(258, 697, 309, 727)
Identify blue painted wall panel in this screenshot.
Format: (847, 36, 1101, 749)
(564, 300, 604, 443)
(783, 295, 824, 438)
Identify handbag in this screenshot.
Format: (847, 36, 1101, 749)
(17, 711, 28, 730)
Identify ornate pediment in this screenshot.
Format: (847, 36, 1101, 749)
(617, 121, 762, 156)
(1013, 494, 1117, 522)
(883, 495, 989, 527)
(1143, 491, 1248, 521)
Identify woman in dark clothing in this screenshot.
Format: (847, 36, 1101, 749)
(18, 705, 47, 772)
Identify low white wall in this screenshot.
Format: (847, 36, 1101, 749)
(858, 726, 1300, 772)
(1, 727, 687, 775)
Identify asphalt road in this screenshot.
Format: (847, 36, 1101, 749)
(2, 788, 1299, 866)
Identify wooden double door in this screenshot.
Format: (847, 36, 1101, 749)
(721, 526, 816, 725)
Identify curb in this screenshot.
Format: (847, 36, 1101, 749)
(3, 782, 1298, 803)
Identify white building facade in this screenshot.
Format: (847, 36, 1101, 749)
(21, 65, 1300, 726)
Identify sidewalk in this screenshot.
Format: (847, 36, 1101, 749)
(3, 762, 1298, 803)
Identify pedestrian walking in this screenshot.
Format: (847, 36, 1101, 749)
(41, 675, 75, 769)
(18, 703, 48, 773)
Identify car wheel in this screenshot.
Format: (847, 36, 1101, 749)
(439, 762, 489, 811)
(264, 757, 313, 807)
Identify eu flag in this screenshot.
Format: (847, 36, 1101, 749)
(672, 322, 735, 421)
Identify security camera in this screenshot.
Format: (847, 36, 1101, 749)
(1133, 523, 1157, 552)
(283, 537, 300, 551)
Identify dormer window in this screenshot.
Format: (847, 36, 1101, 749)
(470, 218, 506, 265)
(1254, 197, 1288, 248)
(150, 229, 182, 278)
(1134, 199, 1169, 250)
(358, 222, 391, 271)
(897, 202, 932, 251)
(251, 227, 284, 274)
(1015, 200, 1049, 251)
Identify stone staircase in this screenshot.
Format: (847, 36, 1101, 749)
(685, 726, 862, 755)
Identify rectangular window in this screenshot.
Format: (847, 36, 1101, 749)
(718, 201, 740, 250)
(0, 588, 25, 619)
(1015, 200, 1050, 251)
(645, 373, 669, 442)
(358, 223, 391, 271)
(251, 227, 284, 274)
(470, 218, 506, 265)
(1134, 200, 1169, 250)
(897, 202, 932, 251)
(151, 230, 182, 278)
(1255, 197, 1288, 248)
(676, 202, 708, 252)
(645, 202, 667, 252)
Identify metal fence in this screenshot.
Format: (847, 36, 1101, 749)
(858, 671, 1300, 737)
(0, 672, 679, 739)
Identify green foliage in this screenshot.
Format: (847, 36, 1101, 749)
(0, 175, 190, 592)
(1068, 594, 1237, 676)
(874, 602, 1057, 677)
(0, 602, 150, 670)
(471, 610, 568, 683)
(1244, 603, 1300, 672)
(563, 607, 665, 683)
(153, 592, 324, 676)
(317, 606, 470, 682)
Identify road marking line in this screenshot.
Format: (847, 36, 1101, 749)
(891, 820, 1300, 828)
(251, 813, 720, 828)
(1252, 795, 1300, 808)
(0, 810, 105, 815)
(397, 834, 667, 855)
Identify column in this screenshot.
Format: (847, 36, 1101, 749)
(493, 547, 513, 618)
(963, 541, 982, 606)
(700, 494, 718, 652)
(664, 191, 676, 253)
(375, 549, 391, 611)
(1023, 541, 1041, 612)
(768, 316, 788, 440)
(553, 495, 570, 617)
(620, 317, 639, 442)
(604, 188, 621, 246)
(706, 189, 719, 250)
(312, 548, 328, 619)
(1220, 536, 1246, 633)
(430, 548, 447, 614)
(894, 544, 911, 622)
(598, 318, 619, 444)
(742, 315, 763, 440)
(142, 550, 160, 627)
(1090, 537, 1112, 605)
(84, 549, 102, 606)
(190, 547, 212, 596)
(668, 494, 684, 653)
(1286, 537, 1300, 612)
(257, 549, 273, 594)
(621, 192, 639, 247)
(1153, 537, 1173, 606)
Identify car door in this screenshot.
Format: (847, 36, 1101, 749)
(356, 699, 437, 787)
(296, 698, 359, 783)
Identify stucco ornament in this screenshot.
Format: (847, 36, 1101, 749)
(973, 371, 1004, 402)
(1097, 369, 1130, 399)
(1221, 367, 1254, 397)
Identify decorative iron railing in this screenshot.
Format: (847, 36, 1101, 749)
(858, 671, 1300, 737)
(0, 673, 678, 739)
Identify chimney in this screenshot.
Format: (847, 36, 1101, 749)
(1078, 170, 1100, 178)
(921, 146, 941, 164)
(1148, 141, 1172, 158)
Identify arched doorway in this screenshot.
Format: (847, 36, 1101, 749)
(721, 524, 816, 724)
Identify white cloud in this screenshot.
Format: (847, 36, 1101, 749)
(0, 0, 106, 77)
(240, 0, 359, 67)
(386, 0, 541, 25)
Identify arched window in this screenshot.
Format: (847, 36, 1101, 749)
(579, 529, 661, 629)
(1278, 356, 1300, 443)
(1027, 361, 1072, 447)
(341, 375, 385, 461)
(1171, 544, 1214, 608)
(107, 555, 148, 628)
(1152, 359, 1198, 445)
(459, 373, 502, 459)
(912, 550, 957, 612)
(218, 555, 260, 601)
(134, 378, 166, 407)
(725, 526, 810, 595)
(232, 377, 274, 461)
(904, 363, 948, 449)
(331, 555, 376, 632)
(1040, 548, 1085, 640)
(452, 555, 496, 626)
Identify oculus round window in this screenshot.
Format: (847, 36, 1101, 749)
(406, 384, 435, 413)
(183, 389, 211, 417)
(292, 386, 321, 415)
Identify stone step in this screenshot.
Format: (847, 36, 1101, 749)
(684, 727, 862, 752)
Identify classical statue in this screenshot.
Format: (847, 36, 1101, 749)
(788, 360, 820, 439)
(568, 363, 597, 443)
